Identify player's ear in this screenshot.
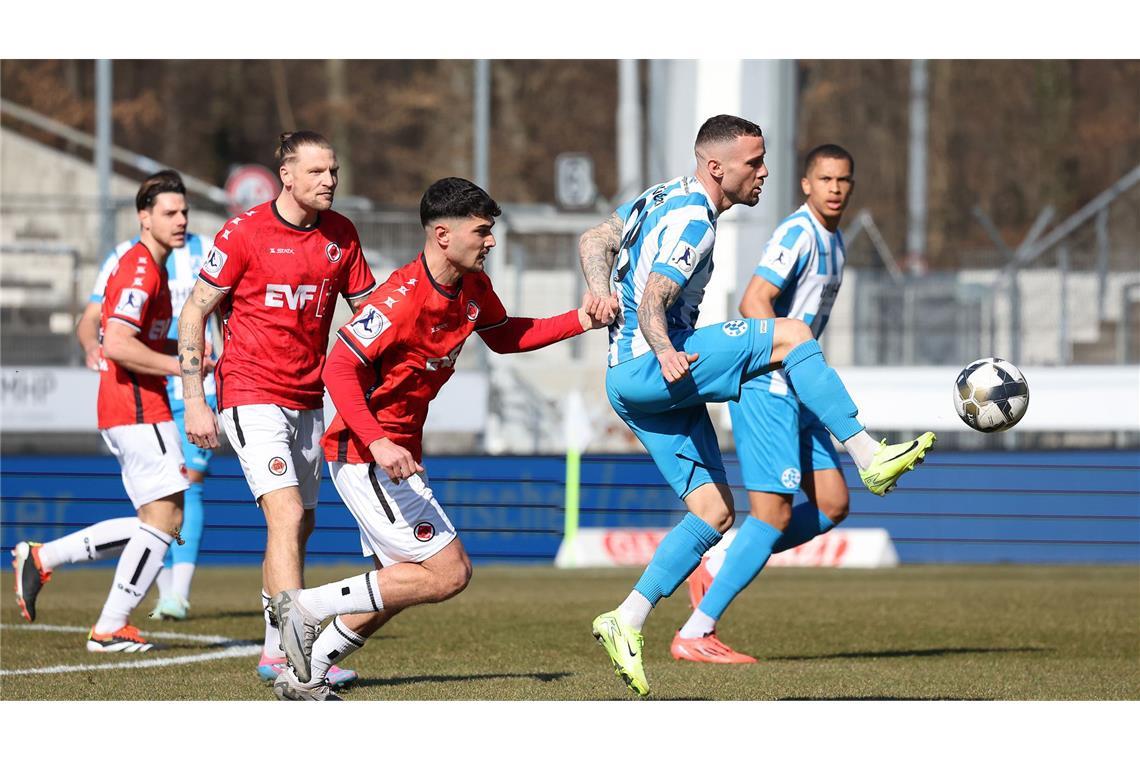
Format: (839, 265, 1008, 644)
(433, 221, 450, 247)
(279, 161, 291, 189)
(801, 176, 811, 196)
(138, 207, 150, 231)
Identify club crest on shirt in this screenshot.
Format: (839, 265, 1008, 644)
(325, 242, 342, 263)
(114, 288, 149, 321)
(465, 300, 480, 322)
(722, 319, 748, 337)
(349, 305, 391, 345)
(268, 456, 289, 476)
(414, 521, 436, 542)
(669, 246, 697, 275)
(203, 246, 227, 276)
(781, 467, 802, 489)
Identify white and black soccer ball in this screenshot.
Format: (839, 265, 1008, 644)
(953, 358, 1030, 432)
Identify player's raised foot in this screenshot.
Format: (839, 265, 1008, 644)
(86, 625, 155, 653)
(591, 610, 649, 697)
(149, 594, 190, 621)
(670, 630, 757, 664)
(271, 590, 323, 684)
(11, 541, 52, 622)
(859, 432, 937, 496)
(256, 654, 359, 689)
(687, 556, 713, 610)
(272, 669, 343, 702)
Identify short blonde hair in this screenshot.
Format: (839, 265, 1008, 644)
(275, 131, 333, 168)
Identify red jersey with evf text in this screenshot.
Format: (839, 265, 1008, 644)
(97, 242, 174, 428)
(322, 254, 509, 463)
(198, 200, 377, 410)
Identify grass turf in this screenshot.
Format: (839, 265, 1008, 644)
(1, 563, 1137, 700)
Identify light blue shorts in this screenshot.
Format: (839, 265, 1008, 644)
(728, 379, 842, 493)
(169, 393, 216, 474)
(607, 318, 775, 498)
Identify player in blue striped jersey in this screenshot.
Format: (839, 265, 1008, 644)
(75, 231, 218, 622)
(676, 144, 868, 662)
(579, 117, 935, 696)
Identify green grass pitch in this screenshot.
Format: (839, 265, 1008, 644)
(2, 563, 1137, 700)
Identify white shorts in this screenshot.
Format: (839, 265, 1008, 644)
(328, 461, 457, 566)
(220, 404, 324, 509)
(100, 421, 189, 509)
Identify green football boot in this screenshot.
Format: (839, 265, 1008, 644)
(859, 432, 936, 496)
(591, 610, 649, 696)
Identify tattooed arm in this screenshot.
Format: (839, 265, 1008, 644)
(637, 272, 698, 383)
(178, 279, 226, 448)
(578, 212, 624, 322)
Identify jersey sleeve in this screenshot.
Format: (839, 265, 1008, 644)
(472, 279, 508, 332)
(754, 223, 812, 291)
(104, 264, 159, 332)
(197, 225, 249, 291)
(341, 230, 378, 301)
(89, 240, 134, 303)
(649, 215, 714, 287)
(334, 296, 403, 365)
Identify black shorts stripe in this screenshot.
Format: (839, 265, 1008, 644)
(367, 463, 397, 523)
(94, 538, 130, 553)
(153, 423, 167, 454)
(129, 547, 152, 585)
(231, 406, 246, 447)
(337, 429, 350, 463)
(127, 371, 144, 424)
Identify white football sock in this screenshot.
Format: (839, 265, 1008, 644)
(262, 589, 286, 658)
(678, 609, 717, 639)
(617, 590, 653, 632)
(306, 616, 366, 685)
(93, 523, 172, 634)
(38, 517, 137, 571)
(298, 571, 382, 619)
(172, 563, 196, 600)
(844, 430, 879, 471)
(706, 546, 726, 576)
(155, 566, 173, 597)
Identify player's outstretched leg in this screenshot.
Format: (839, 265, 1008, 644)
(89, 520, 178, 653)
(773, 322, 935, 495)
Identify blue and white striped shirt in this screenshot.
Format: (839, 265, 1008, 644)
(607, 176, 718, 367)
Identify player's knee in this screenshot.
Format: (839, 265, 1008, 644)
(772, 318, 813, 360)
(818, 494, 850, 525)
(435, 560, 471, 602)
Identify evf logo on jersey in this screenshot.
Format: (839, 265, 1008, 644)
(669, 246, 697, 276)
(114, 288, 149, 321)
(203, 247, 228, 276)
(265, 284, 318, 310)
(348, 305, 391, 346)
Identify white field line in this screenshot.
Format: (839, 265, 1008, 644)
(0, 623, 261, 676)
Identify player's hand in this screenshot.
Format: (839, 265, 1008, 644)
(203, 356, 217, 374)
(369, 437, 425, 484)
(84, 346, 102, 371)
(183, 397, 220, 449)
(579, 292, 618, 330)
(656, 348, 699, 383)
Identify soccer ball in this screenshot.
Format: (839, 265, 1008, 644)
(953, 358, 1029, 432)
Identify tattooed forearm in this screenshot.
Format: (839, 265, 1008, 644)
(637, 273, 682, 356)
(579, 213, 623, 297)
(177, 280, 223, 402)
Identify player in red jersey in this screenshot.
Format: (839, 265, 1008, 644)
(267, 177, 615, 700)
(178, 132, 376, 686)
(11, 172, 194, 651)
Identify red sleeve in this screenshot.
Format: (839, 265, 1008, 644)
(478, 310, 584, 354)
(197, 223, 248, 291)
(104, 260, 159, 331)
(341, 229, 377, 301)
(323, 340, 387, 446)
(473, 284, 508, 331)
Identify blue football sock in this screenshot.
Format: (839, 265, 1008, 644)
(772, 502, 836, 553)
(697, 516, 784, 620)
(633, 513, 722, 605)
(782, 340, 864, 443)
(171, 480, 204, 566)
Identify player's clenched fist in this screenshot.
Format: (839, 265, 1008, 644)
(579, 292, 619, 330)
(183, 397, 220, 449)
(656, 348, 699, 383)
(368, 437, 425, 484)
